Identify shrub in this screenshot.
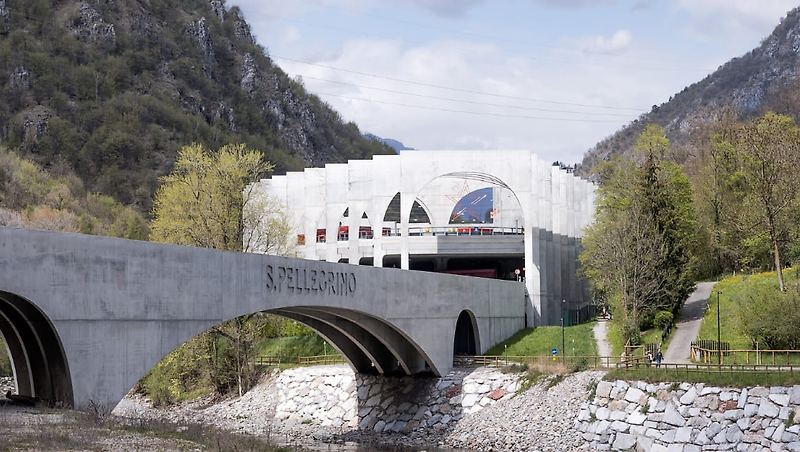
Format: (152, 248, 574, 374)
(654, 310, 674, 330)
(622, 318, 642, 346)
(739, 286, 800, 349)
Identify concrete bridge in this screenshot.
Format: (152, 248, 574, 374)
(0, 228, 526, 409)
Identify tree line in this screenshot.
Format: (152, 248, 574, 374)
(580, 112, 800, 349)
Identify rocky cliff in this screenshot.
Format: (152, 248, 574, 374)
(0, 0, 392, 209)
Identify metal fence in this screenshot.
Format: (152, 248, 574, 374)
(453, 354, 642, 370)
(623, 360, 800, 374)
(691, 345, 800, 366)
(253, 354, 345, 367)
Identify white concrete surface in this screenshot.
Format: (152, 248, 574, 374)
(250, 150, 596, 326)
(0, 228, 526, 409)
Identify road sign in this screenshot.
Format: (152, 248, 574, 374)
(551, 347, 558, 356)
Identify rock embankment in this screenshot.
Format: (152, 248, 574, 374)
(578, 380, 800, 451)
(0, 376, 14, 394)
(114, 365, 524, 449)
(445, 371, 605, 451)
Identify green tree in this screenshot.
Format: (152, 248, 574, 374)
(581, 125, 697, 343)
(150, 143, 296, 397)
(151, 143, 274, 250)
(723, 113, 800, 291)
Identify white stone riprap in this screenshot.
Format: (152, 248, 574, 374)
(0, 376, 14, 395)
(444, 370, 605, 451)
(578, 380, 800, 451)
(114, 364, 523, 449)
(274, 365, 520, 432)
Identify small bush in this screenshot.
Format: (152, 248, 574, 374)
(623, 318, 642, 346)
(654, 310, 674, 330)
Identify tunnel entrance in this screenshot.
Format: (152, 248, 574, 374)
(453, 310, 478, 356)
(0, 291, 73, 407)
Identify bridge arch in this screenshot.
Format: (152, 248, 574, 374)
(0, 291, 73, 406)
(453, 310, 479, 356)
(269, 307, 434, 376)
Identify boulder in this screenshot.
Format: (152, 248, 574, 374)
(612, 433, 637, 450)
(664, 404, 687, 427)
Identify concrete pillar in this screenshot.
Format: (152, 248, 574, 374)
(325, 205, 342, 263)
(523, 226, 540, 327)
(347, 207, 360, 265)
(399, 192, 414, 270)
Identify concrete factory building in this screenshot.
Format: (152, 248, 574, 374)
(249, 150, 595, 327)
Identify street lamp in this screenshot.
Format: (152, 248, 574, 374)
(717, 291, 722, 365)
(561, 299, 566, 359)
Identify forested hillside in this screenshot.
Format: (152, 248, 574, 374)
(0, 0, 391, 215)
(579, 6, 800, 177)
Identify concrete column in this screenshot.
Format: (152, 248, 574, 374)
(523, 226, 540, 327)
(399, 192, 414, 270)
(347, 208, 360, 265)
(325, 205, 343, 262)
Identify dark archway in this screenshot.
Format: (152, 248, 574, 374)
(453, 310, 479, 356)
(268, 306, 436, 376)
(0, 291, 73, 406)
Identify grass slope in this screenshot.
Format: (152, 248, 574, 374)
(255, 335, 338, 360)
(698, 267, 800, 349)
(487, 322, 598, 357)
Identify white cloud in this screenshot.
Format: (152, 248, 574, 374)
(398, 0, 483, 17)
(278, 37, 690, 164)
(281, 25, 302, 43)
(575, 30, 633, 55)
(674, 0, 796, 37)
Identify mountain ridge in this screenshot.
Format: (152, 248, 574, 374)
(578, 6, 800, 176)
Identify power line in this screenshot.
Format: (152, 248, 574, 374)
(289, 73, 637, 118)
(325, 7, 706, 67)
(273, 55, 649, 112)
(280, 18, 713, 75)
(310, 90, 625, 123)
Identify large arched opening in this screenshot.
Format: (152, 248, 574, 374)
(267, 307, 434, 376)
(0, 291, 73, 407)
(401, 172, 526, 279)
(453, 310, 479, 356)
(128, 306, 438, 408)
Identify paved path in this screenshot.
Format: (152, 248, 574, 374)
(593, 320, 612, 358)
(663, 282, 716, 363)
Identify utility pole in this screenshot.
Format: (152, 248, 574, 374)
(561, 299, 566, 360)
(717, 291, 722, 365)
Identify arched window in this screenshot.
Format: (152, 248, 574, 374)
(449, 187, 493, 224)
(383, 193, 431, 224)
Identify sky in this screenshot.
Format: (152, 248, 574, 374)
(227, 0, 799, 164)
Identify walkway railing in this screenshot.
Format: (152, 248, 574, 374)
(623, 360, 800, 374)
(691, 345, 800, 365)
(380, 226, 525, 237)
(453, 354, 640, 369)
(253, 354, 345, 367)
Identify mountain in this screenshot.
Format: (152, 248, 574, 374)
(578, 7, 800, 176)
(363, 133, 414, 153)
(0, 0, 393, 210)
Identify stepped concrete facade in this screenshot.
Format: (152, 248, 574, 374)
(250, 150, 595, 325)
(0, 228, 525, 409)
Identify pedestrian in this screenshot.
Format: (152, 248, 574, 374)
(656, 350, 663, 368)
(646, 351, 653, 365)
